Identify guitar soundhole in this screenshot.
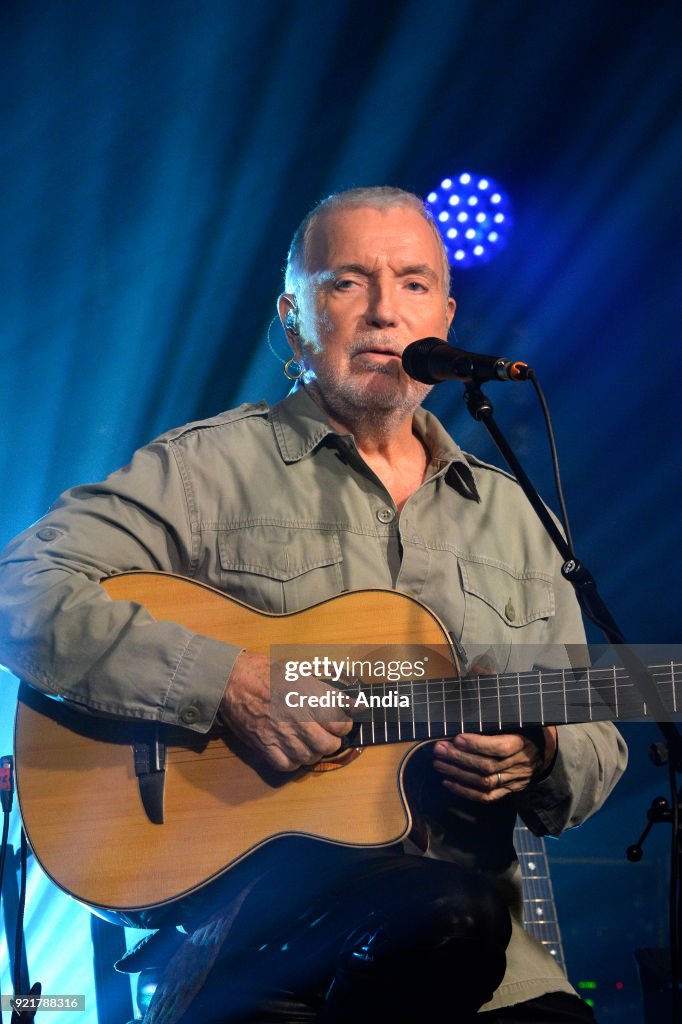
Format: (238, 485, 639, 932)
(310, 747, 364, 772)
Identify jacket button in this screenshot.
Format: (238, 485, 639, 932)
(504, 599, 516, 622)
(36, 527, 60, 542)
(376, 507, 395, 524)
(180, 706, 200, 725)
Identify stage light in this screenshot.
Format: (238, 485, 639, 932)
(426, 172, 513, 268)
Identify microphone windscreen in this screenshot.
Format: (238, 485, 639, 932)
(401, 338, 444, 384)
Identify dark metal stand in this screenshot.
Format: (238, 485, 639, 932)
(1, 846, 29, 999)
(463, 379, 682, 1020)
(463, 380, 682, 758)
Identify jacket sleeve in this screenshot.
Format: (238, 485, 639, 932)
(0, 437, 241, 733)
(515, 722, 627, 836)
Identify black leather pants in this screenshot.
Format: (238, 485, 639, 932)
(176, 854, 512, 1024)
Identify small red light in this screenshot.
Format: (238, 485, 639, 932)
(616, 981, 624, 990)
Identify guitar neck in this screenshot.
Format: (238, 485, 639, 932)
(514, 821, 567, 975)
(343, 660, 682, 748)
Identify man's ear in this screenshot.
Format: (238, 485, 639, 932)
(446, 296, 456, 331)
(277, 293, 302, 358)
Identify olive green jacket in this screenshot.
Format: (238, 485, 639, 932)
(0, 386, 626, 1011)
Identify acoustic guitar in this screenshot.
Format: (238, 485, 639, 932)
(13, 572, 677, 927)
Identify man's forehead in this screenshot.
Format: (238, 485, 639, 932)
(306, 205, 444, 276)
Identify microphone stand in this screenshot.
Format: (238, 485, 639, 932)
(463, 379, 682, 1017)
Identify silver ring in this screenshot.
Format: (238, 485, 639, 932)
(496, 770, 503, 788)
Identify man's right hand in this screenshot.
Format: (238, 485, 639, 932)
(217, 651, 353, 772)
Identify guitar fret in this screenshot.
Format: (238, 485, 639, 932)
(459, 672, 464, 734)
(442, 675, 447, 735)
(378, 688, 385, 745)
(667, 659, 675, 716)
(477, 673, 482, 732)
(525, 921, 563, 936)
(405, 679, 411, 737)
(517, 672, 522, 728)
(539, 669, 545, 726)
(613, 665, 619, 718)
(393, 684, 399, 741)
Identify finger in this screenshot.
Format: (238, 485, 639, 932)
(292, 721, 351, 759)
(259, 742, 305, 773)
(450, 732, 526, 758)
(434, 758, 533, 790)
(326, 717, 353, 736)
(433, 740, 529, 778)
(433, 745, 508, 777)
(440, 778, 516, 803)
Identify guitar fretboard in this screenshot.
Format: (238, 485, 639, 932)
(337, 660, 682, 748)
(514, 820, 566, 974)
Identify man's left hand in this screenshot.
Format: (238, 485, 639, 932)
(432, 727, 558, 803)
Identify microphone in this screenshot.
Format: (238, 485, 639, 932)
(402, 337, 531, 384)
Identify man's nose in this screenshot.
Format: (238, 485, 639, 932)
(365, 282, 397, 328)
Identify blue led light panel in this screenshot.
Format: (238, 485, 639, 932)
(426, 172, 513, 268)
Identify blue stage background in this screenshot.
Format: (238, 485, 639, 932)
(1, 1, 680, 1020)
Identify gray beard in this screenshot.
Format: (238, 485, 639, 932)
(304, 370, 430, 438)
(299, 331, 432, 433)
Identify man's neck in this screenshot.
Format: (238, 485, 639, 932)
(303, 383, 429, 509)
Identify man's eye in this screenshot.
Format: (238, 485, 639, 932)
(406, 281, 428, 292)
(334, 279, 357, 290)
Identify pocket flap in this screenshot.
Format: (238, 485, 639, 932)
(218, 527, 342, 582)
(460, 559, 554, 626)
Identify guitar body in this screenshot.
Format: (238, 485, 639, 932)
(14, 573, 458, 923)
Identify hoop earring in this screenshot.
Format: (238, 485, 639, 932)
(283, 358, 304, 381)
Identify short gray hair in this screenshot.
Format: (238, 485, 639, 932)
(284, 186, 451, 297)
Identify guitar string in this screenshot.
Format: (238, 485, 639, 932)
(334, 672, 680, 739)
(336, 669, 679, 709)
(333, 665, 680, 710)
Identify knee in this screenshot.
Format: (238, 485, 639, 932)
(368, 861, 511, 959)
(325, 889, 510, 1023)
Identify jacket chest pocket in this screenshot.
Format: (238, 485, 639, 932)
(459, 558, 555, 672)
(218, 527, 344, 613)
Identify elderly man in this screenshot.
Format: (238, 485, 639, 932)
(0, 187, 626, 1022)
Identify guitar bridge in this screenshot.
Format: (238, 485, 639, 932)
(133, 730, 166, 824)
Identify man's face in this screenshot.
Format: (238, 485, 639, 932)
(288, 205, 455, 420)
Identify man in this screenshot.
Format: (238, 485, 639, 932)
(0, 187, 626, 1022)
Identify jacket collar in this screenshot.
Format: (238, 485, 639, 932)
(270, 385, 480, 501)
